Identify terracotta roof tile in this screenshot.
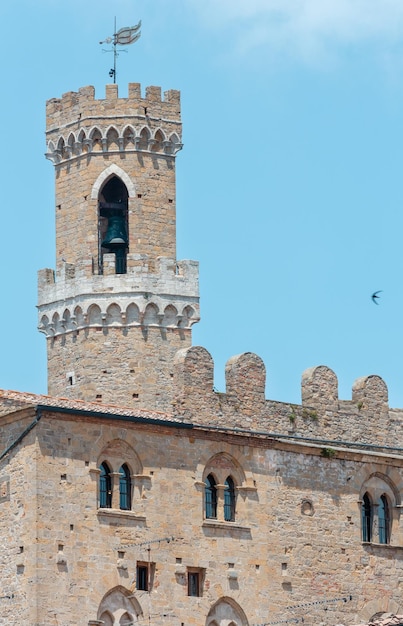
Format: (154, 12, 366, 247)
(0, 388, 185, 424)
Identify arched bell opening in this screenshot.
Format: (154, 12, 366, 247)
(98, 176, 129, 275)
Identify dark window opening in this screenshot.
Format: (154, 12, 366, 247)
(119, 464, 131, 511)
(187, 571, 201, 597)
(137, 564, 149, 591)
(100, 462, 112, 508)
(205, 474, 217, 519)
(378, 494, 390, 544)
(98, 176, 129, 275)
(224, 476, 236, 522)
(362, 492, 372, 542)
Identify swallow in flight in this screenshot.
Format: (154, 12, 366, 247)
(371, 290, 382, 305)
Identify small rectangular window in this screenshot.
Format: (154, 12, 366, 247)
(187, 571, 201, 597)
(137, 564, 149, 591)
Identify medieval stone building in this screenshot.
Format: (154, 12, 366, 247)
(0, 82, 403, 626)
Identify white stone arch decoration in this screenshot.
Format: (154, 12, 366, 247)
(197, 448, 256, 525)
(202, 452, 246, 487)
(195, 445, 255, 488)
(91, 163, 136, 200)
(359, 600, 402, 623)
(97, 438, 143, 475)
(97, 586, 143, 625)
(360, 471, 401, 545)
(360, 472, 401, 506)
(206, 597, 249, 626)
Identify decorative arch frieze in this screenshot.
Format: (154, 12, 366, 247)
(46, 123, 182, 164)
(39, 299, 199, 337)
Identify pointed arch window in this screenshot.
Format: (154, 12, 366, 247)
(224, 476, 236, 522)
(378, 494, 390, 544)
(99, 176, 129, 275)
(361, 492, 372, 542)
(119, 464, 132, 511)
(100, 462, 112, 508)
(205, 474, 217, 519)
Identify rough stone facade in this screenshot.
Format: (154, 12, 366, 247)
(0, 83, 402, 626)
(1, 387, 403, 626)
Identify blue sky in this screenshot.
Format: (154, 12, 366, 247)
(2, 0, 403, 407)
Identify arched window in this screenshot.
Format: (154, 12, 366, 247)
(205, 474, 217, 519)
(224, 476, 236, 522)
(99, 176, 129, 275)
(378, 494, 390, 544)
(362, 492, 372, 542)
(100, 462, 112, 508)
(119, 464, 131, 511)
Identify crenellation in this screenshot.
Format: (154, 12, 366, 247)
(38, 268, 55, 287)
(46, 83, 182, 137)
(61, 90, 79, 109)
(164, 89, 181, 106)
(128, 82, 141, 99)
(145, 85, 162, 101)
(105, 84, 118, 100)
(225, 353, 266, 414)
(38, 257, 199, 312)
(171, 346, 403, 446)
(78, 84, 96, 100)
(352, 374, 389, 411)
(301, 365, 339, 414)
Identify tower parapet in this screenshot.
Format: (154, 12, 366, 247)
(39, 84, 198, 411)
(45, 84, 182, 165)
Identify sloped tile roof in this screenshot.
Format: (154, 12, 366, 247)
(0, 388, 185, 424)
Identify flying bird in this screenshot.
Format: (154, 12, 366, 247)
(371, 290, 382, 304)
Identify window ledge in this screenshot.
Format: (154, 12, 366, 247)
(202, 520, 250, 532)
(362, 541, 403, 550)
(97, 508, 146, 523)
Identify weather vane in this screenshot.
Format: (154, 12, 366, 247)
(100, 17, 142, 84)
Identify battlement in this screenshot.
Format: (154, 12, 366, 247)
(173, 347, 400, 448)
(45, 84, 182, 164)
(37, 256, 200, 337)
(46, 83, 181, 132)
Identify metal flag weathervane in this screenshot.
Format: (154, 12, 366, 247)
(100, 17, 142, 84)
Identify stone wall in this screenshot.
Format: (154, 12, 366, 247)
(0, 409, 39, 625)
(1, 408, 402, 625)
(173, 347, 403, 448)
(45, 326, 192, 411)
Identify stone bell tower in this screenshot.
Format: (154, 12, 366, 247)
(38, 83, 199, 411)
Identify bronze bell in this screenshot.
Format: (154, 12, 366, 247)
(102, 215, 128, 248)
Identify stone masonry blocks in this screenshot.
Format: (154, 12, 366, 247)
(225, 352, 266, 413)
(301, 365, 339, 414)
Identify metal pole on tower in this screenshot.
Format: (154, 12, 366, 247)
(99, 17, 142, 84)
